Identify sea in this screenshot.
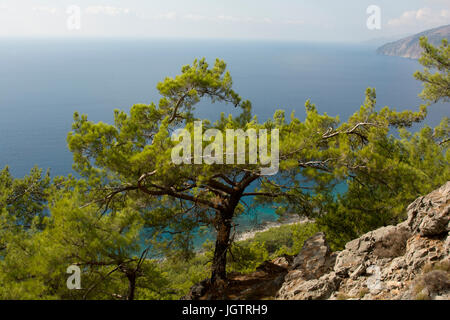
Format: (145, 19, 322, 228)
(0, 38, 448, 243)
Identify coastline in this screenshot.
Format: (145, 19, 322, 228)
(234, 214, 310, 242)
(191, 214, 310, 256)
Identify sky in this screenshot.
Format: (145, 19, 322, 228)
(0, 0, 449, 42)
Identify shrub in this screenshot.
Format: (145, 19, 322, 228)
(421, 270, 450, 294)
(372, 230, 410, 258)
(413, 268, 450, 299)
(228, 241, 269, 274)
(239, 222, 320, 257)
(358, 288, 370, 299)
(336, 292, 351, 300)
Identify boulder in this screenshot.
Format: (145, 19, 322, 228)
(271, 255, 294, 269)
(406, 182, 450, 237)
(292, 232, 336, 279)
(276, 232, 339, 300)
(334, 225, 411, 277)
(277, 272, 340, 300)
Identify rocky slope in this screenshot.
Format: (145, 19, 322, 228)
(377, 25, 450, 59)
(185, 182, 450, 300)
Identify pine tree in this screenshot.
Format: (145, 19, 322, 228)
(67, 58, 431, 285)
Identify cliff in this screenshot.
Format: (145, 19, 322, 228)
(185, 182, 450, 300)
(377, 25, 450, 59)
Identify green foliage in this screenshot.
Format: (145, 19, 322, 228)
(66, 55, 440, 281)
(0, 166, 52, 299)
(154, 222, 321, 294)
(226, 222, 320, 274)
(0, 39, 448, 298)
(318, 39, 449, 250)
(154, 240, 215, 299)
(156, 255, 210, 300)
(0, 178, 169, 300)
(149, 221, 317, 299)
(228, 241, 270, 274)
(288, 222, 322, 253)
(240, 222, 320, 256)
(318, 117, 449, 249)
(414, 37, 450, 104)
(0, 166, 50, 231)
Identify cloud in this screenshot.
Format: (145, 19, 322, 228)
(388, 7, 450, 29)
(425, 0, 450, 5)
(136, 11, 178, 21)
(32, 7, 58, 15)
(85, 6, 131, 16)
(154, 12, 177, 20)
(220, 15, 272, 24)
(258, 17, 273, 24)
(183, 13, 207, 21)
(183, 14, 272, 24)
(284, 19, 305, 25)
(217, 15, 243, 23)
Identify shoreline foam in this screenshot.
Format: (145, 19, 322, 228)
(234, 215, 310, 242)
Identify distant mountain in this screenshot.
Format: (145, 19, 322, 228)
(362, 34, 409, 47)
(377, 25, 450, 59)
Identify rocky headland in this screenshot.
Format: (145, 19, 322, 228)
(377, 25, 450, 59)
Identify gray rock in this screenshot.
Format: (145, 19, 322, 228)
(292, 232, 335, 280)
(350, 264, 366, 280)
(334, 225, 410, 277)
(406, 182, 450, 237)
(277, 272, 341, 300)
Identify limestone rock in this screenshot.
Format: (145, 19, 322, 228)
(334, 225, 411, 277)
(406, 182, 450, 237)
(292, 232, 336, 279)
(276, 232, 339, 300)
(271, 255, 294, 269)
(277, 272, 341, 300)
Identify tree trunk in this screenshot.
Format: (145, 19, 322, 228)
(210, 213, 232, 284)
(126, 272, 136, 300)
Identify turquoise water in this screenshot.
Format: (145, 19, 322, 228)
(0, 38, 447, 241)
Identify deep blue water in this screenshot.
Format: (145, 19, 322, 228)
(0, 38, 448, 239)
(0, 38, 447, 178)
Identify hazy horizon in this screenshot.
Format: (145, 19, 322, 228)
(0, 1, 449, 42)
